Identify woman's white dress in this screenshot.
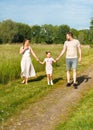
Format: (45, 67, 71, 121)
(21, 48, 36, 78)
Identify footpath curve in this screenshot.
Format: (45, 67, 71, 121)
(5, 65, 93, 130)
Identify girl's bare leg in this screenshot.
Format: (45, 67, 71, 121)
(50, 74, 53, 85)
(47, 74, 50, 85)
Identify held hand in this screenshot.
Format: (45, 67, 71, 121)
(39, 61, 43, 64)
(36, 58, 39, 62)
(54, 59, 57, 63)
(56, 57, 59, 61)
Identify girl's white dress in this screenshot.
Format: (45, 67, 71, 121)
(44, 57, 54, 74)
(21, 48, 36, 78)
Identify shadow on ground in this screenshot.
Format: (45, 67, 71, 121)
(53, 77, 63, 84)
(29, 75, 46, 82)
(77, 75, 92, 86)
(29, 75, 91, 86)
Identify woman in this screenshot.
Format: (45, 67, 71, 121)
(20, 39, 39, 84)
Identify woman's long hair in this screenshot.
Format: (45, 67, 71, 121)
(23, 39, 28, 49)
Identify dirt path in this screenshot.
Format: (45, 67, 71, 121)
(4, 65, 93, 130)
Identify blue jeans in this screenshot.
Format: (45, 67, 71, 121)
(66, 58, 78, 71)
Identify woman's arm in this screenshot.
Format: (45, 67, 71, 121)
(19, 46, 25, 54)
(19, 46, 29, 54)
(30, 46, 39, 61)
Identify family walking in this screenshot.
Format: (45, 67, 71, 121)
(20, 32, 81, 89)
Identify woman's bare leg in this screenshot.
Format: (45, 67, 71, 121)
(25, 78, 28, 84)
(21, 77, 26, 84)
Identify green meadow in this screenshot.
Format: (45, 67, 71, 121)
(0, 44, 93, 129)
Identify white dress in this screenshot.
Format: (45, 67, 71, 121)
(44, 57, 54, 74)
(21, 48, 36, 78)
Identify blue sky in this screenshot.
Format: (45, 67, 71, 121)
(0, 0, 93, 29)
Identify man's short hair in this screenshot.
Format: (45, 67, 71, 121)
(67, 32, 73, 37)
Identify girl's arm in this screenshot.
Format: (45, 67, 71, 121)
(52, 58, 56, 63)
(30, 46, 39, 61)
(39, 60, 45, 64)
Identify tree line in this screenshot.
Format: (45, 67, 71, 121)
(0, 19, 93, 44)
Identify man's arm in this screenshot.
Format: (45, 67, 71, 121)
(78, 46, 82, 62)
(56, 45, 66, 61)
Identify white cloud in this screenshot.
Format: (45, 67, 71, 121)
(0, 0, 93, 29)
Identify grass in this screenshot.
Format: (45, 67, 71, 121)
(0, 44, 92, 84)
(0, 44, 21, 84)
(0, 44, 65, 124)
(0, 44, 93, 127)
(55, 88, 93, 130)
(0, 44, 64, 84)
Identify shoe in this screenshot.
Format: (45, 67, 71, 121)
(66, 83, 71, 87)
(73, 83, 78, 89)
(51, 81, 53, 85)
(48, 82, 51, 85)
(25, 82, 28, 85)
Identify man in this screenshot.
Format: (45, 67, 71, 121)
(56, 32, 81, 89)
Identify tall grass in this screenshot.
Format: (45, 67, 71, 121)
(0, 44, 63, 84)
(0, 44, 93, 84)
(0, 44, 21, 84)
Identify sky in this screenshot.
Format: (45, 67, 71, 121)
(0, 0, 93, 30)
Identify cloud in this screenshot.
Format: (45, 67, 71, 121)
(0, 0, 93, 29)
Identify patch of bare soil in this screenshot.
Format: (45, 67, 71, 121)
(3, 65, 93, 130)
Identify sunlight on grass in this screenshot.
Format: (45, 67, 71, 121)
(0, 44, 93, 126)
(55, 89, 93, 130)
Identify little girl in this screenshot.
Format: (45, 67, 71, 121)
(39, 51, 56, 85)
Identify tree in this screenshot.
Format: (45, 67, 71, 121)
(0, 20, 18, 43)
(0, 20, 31, 43)
(14, 23, 31, 43)
(31, 25, 41, 43)
(2, 19, 92, 44)
(42, 24, 54, 44)
(70, 28, 79, 38)
(89, 18, 93, 44)
(55, 25, 70, 44)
